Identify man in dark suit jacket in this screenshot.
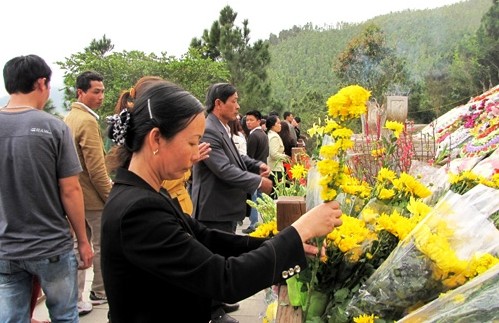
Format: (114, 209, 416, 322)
(245, 110, 269, 164)
(191, 83, 273, 322)
(244, 110, 270, 233)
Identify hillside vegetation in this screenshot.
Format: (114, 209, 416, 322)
(267, 0, 492, 125)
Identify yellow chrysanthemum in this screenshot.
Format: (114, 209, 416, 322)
(353, 313, 379, 323)
(411, 222, 496, 289)
(249, 221, 278, 238)
(491, 173, 499, 187)
(323, 118, 340, 134)
(376, 167, 397, 182)
(360, 207, 378, 224)
(341, 179, 372, 199)
(448, 172, 461, 185)
(326, 85, 370, 121)
(321, 186, 338, 201)
(290, 164, 307, 180)
(465, 253, 499, 277)
(378, 188, 395, 200)
(317, 159, 340, 177)
(406, 196, 432, 219)
(320, 143, 340, 159)
(398, 172, 432, 198)
(376, 209, 415, 240)
(384, 120, 404, 138)
(332, 127, 354, 139)
(339, 138, 354, 150)
(339, 85, 371, 107)
(327, 215, 377, 261)
(448, 170, 497, 194)
(371, 148, 386, 158)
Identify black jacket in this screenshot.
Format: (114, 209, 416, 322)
(101, 168, 307, 322)
(247, 128, 269, 163)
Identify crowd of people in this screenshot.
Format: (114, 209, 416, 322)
(0, 55, 341, 323)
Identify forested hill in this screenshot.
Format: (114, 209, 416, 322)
(267, 0, 492, 112)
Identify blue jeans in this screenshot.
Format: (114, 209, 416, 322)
(249, 190, 262, 228)
(0, 250, 79, 323)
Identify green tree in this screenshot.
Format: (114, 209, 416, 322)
(85, 34, 114, 56)
(57, 37, 229, 120)
(190, 5, 271, 111)
(289, 89, 329, 154)
(43, 98, 64, 119)
(449, 35, 483, 104)
(449, 0, 498, 106)
(474, 0, 498, 89)
(289, 90, 328, 131)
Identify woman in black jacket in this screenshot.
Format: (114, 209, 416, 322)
(101, 79, 342, 322)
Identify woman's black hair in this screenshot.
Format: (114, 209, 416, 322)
(107, 80, 204, 171)
(265, 115, 279, 132)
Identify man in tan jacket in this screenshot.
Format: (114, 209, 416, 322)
(64, 71, 112, 315)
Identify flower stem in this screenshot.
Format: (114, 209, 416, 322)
(302, 236, 324, 322)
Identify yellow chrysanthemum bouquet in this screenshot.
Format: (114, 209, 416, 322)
(318, 195, 432, 322)
(287, 85, 372, 321)
(347, 184, 499, 321)
(315, 85, 371, 203)
(287, 84, 441, 322)
(357, 166, 433, 222)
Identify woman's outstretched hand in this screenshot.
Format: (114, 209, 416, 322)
(291, 200, 342, 254)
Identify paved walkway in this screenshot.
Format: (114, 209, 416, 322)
(33, 218, 267, 323)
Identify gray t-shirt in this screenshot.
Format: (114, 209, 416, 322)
(0, 109, 82, 260)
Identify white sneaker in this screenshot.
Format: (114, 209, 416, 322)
(78, 301, 93, 316)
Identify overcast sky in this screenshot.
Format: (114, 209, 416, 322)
(1, 0, 464, 99)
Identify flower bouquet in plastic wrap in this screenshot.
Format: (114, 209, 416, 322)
(448, 170, 499, 229)
(287, 168, 433, 323)
(397, 263, 499, 323)
(346, 184, 499, 321)
(408, 160, 450, 207)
